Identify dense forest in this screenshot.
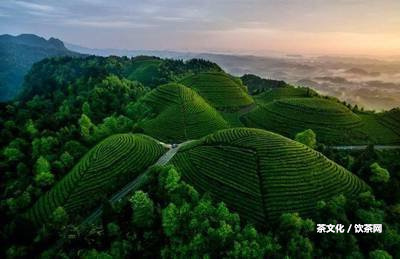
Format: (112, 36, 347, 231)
(1, 55, 400, 258)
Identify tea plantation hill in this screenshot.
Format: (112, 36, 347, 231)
(134, 83, 230, 142)
(180, 72, 254, 111)
(242, 97, 372, 144)
(378, 108, 400, 139)
(27, 134, 166, 226)
(356, 110, 400, 145)
(169, 128, 369, 225)
(254, 85, 318, 105)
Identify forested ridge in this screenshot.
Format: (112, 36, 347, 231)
(1, 55, 400, 258)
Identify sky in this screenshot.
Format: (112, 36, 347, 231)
(1, 0, 400, 57)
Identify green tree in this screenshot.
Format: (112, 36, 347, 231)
(35, 172, 55, 187)
(32, 136, 58, 159)
(162, 203, 179, 237)
(277, 213, 314, 258)
(370, 163, 390, 183)
(369, 250, 393, 259)
(82, 101, 92, 116)
(60, 151, 74, 168)
(51, 206, 69, 227)
(2, 147, 23, 162)
(79, 114, 96, 140)
(130, 191, 155, 228)
(25, 119, 38, 136)
(35, 156, 51, 174)
(34, 156, 54, 187)
(295, 129, 317, 149)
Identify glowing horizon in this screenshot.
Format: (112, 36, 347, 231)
(1, 0, 400, 57)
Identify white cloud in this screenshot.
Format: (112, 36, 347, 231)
(13, 1, 55, 12)
(64, 18, 155, 29)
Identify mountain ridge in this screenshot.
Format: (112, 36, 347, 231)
(0, 34, 81, 101)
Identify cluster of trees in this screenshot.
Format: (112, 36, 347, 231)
(295, 129, 317, 149)
(240, 74, 287, 95)
(4, 165, 399, 258)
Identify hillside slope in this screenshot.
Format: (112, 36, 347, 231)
(0, 34, 80, 101)
(243, 98, 368, 144)
(136, 83, 230, 142)
(254, 86, 318, 104)
(27, 134, 166, 226)
(180, 72, 254, 110)
(170, 128, 369, 224)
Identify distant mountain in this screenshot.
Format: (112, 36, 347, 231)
(0, 34, 81, 101)
(65, 42, 192, 59)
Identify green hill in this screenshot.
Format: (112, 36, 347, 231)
(180, 72, 254, 110)
(357, 112, 400, 144)
(27, 134, 166, 226)
(378, 108, 400, 139)
(170, 128, 369, 224)
(243, 98, 368, 144)
(241, 74, 287, 94)
(255, 86, 317, 104)
(125, 56, 163, 86)
(137, 83, 230, 142)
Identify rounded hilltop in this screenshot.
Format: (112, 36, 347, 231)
(136, 83, 230, 142)
(243, 97, 368, 144)
(180, 72, 254, 110)
(170, 128, 369, 225)
(27, 134, 166, 226)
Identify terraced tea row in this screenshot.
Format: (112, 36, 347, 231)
(357, 113, 400, 144)
(378, 109, 400, 139)
(243, 98, 368, 144)
(170, 128, 369, 225)
(26, 134, 166, 226)
(180, 72, 254, 110)
(138, 83, 229, 142)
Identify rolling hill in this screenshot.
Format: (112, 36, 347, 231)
(254, 85, 318, 104)
(378, 108, 400, 138)
(0, 34, 80, 101)
(136, 83, 230, 142)
(170, 128, 369, 224)
(243, 98, 368, 144)
(124, 56, 163, 87)
(26, 134, 166, 226)
(180, 72, 254, 110)
(357, 112, 400, 145)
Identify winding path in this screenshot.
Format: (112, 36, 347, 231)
(81, 139, 194, 226)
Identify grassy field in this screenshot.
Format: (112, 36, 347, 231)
(170, 128, 369, 224)
(27, 134, 166, 226)
(138, 83, 230, 142)
(180, 72, 254, 110)
(243, 98, 370, 144)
